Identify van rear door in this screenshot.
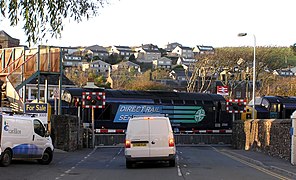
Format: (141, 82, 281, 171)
(128, 119, 149, 157)
(149, 118, 170, 157)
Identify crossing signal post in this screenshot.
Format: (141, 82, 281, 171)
(82, 92, 105, 109)
(82, 92, 106, 148)
(226, 99, 246, 122)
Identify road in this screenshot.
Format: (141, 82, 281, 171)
(0, 146, 291, 180)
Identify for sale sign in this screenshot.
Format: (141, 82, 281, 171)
(24, 103, 50, 124)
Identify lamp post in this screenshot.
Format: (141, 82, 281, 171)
(238, 33, 256, 119)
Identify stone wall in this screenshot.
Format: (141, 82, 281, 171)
(51, 115, 84, 151)
(232, 119, 291, 161)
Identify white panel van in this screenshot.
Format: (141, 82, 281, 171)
(125, 116, 176, 168)
(0, 114, 54, 167)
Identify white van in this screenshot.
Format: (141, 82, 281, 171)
(125, 116, 176, 168)
(0, 114, 54, 167)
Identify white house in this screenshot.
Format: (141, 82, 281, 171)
(193, 45, 215, 55)
(172, 46, 194, 59)
(176, 57, 198, 71)
(273, 69, 294, 77)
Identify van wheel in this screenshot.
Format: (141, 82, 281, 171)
(169, 159, 175, 167)
(0, 149, 12, 167)
(38, 149, 53, 165)
(126, 160, 133, 169)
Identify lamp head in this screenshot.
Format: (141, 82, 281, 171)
(238, 33, 247, 37)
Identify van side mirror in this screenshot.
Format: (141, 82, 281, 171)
(45, 131, 50, 137)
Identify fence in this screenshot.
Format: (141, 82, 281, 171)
(84, 133, 232, 147)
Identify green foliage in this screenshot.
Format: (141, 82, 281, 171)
(151, 69, 169, 80)
(92, 56, 101, 61)
(187, 46, 295, 93)
(64, 67, 87, 87)
(107, 54, 122, 65)
(291, 43, 296, 55)
(128, 54, 136, 62)
(125, 71, 167, 91)
(173, 65, 183, 70)
(94, 75, 111, 88)
(0, 0, 108, 45)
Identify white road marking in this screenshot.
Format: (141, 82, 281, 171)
(176, 154, 183, 177)
(55, 147, 98, 180)
(105, 147, 123, 167)
(212, 147, 291, 180)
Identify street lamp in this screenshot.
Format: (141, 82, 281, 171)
(238, 33, 256, 119)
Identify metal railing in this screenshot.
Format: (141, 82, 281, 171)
(88, 134, 232, 147)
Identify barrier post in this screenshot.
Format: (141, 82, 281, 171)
(291, 110, 296, 165)
(92, 107, 95, 148)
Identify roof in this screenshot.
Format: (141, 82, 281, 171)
(142, 48, 160, 53)
(91, 60, 111, 66)
(179, 57, 197, 65)
(113, 46, 133, 52)
(0, 30, 20, 42)
(85, 45, 108, 52)
(156, 57, 172, 62)
(29, 74, 75, 86)
(116, 61, 140, 67)
(178, 46, 193, 50)
(170, 69, 191, 77)
(0, 30, 12, 39)
(196, 45, 215, 51)
(141, 44, 160, 52)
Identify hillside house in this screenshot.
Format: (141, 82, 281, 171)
(152, 57, 172, 69)
(172, 46, 194, 59)
(134, 44, 161, 63)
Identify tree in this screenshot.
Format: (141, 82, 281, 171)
(186, 55, 218, 93)
(291, 43, 296, 55)
(94, 75, 111, 88)
(0, 0, 109, 45)
(128, 54, 136, 62)
(151, 69, 169, 80)
(187, 46, 294, 95)
(64, 67, 88, 87)
(125, 71, 167, 90)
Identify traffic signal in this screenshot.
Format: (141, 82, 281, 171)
(73, 97, 81, 107)
(226, 99, 246, 113)
(82, 92, 105, 108)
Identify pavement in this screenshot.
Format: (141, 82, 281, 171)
(223, 148, 296, 179)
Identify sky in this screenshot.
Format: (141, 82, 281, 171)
(0, 0, 295, 48)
